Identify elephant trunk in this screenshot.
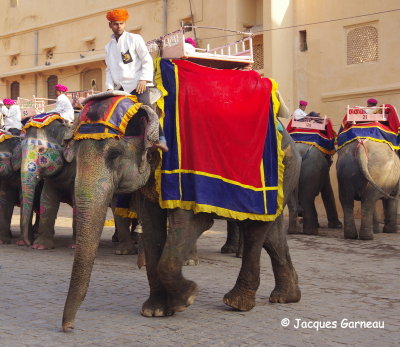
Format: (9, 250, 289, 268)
(357, 143, 396, 199)
(62, 148, 114, 332)
(20, 158, 41, 245)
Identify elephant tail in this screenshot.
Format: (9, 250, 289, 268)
(356, 140, 399, 200)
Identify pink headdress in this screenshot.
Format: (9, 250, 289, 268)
(2, 98, 15, 105)
(55, 84, 68, 92)
(185, 37, 197, 48)
(299, 100, 308, 106)
(367, 98, 378, 105)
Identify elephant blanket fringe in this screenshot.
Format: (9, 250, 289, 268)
(73, 96, 142, 140)
(286, 118, 337, 155)
(22, 113, 64, 131)
(0, 130, 16, 143)
(337, 104, 400, 150)
(153, 58, 285, 222)
(115, 193, 137, 219)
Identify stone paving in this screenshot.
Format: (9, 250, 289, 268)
(0, 205, 399, 346)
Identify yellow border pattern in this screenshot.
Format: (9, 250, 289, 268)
(22, 114, 64, 131)
(154, 61, 284, 221)
(73, 96, 142, 141)
(0, 133, 15, 143)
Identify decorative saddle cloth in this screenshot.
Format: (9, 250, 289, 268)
(286, 119, 337, 155)
(22, 112, 63, 131)
(154, 58, 284, 221)
(0, 130, 16, 143)
(337, 104, 400, 150)
(74, 95, 142, 140)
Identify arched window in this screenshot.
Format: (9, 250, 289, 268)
(347, 26, 378, 65)
(47, 75, 58, 102)
(10, 81, 20, 100)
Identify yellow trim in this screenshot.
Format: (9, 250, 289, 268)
(154, 57, 168, 129)
(73, 132, 120, 141)
(294, 141, 336, 155)
(158, 199, 279, 221)
(114, 207, 137, 219)
(161, 168, 278, 191)
(173, 61, 183, 199)
(270, 78, 285, 220)
(0, 134, 15, 143)
(341, 124, 398, 136)
(118, 102, 142, 133)
(337, 136, 400, 150)
(22, 114, 63, 131)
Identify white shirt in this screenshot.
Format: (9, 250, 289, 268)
(3, 105, 22, 130)
(105, 31, 153, 92)
(50, 93, 74, 123)
(293, 108, 307, 120)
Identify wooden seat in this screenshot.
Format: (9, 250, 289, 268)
(291, 115, 328, 131)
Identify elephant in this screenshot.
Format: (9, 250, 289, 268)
(0, 134, 41, 244)
(60, 102, 302, 331)
(336, 140, 400, 239)
(20, 117, 76, 249)
(287, 143, 342, 235)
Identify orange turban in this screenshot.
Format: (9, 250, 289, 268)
(106, 8, 129, 22)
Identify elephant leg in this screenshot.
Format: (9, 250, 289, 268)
(223, 220, 266, 311)
(382, 198, 398, 234)
(32, 184, 60, 249)
(0, 188, 17, 244)
(287, 188, 301, 234)
(264, 215, 301, 304)
(321, 176, 342, 228)
(340, 198, 357, 239)
(373, 202, 381, 234)
(157, 209, 213, 314)
(221, 221, 240, 253)
(359, 200, 375, 240)
(139, 195, 170, 317)
(300, 193, 319, 235)
(114, 214, 137, 255)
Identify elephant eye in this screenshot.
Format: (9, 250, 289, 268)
(106, 148, 123, 161)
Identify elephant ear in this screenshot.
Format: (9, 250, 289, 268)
(11, 140, 22, 171)
(63, 140, 76, 163)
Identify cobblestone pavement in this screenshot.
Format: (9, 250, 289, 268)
(0, 205, 399, 346)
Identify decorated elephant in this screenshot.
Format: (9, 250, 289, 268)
(336, 140, 399, 239)
(287, 143, 342, 234)
(336, 104, 400, 239)
(0, 132, 22, 244)
(61, 65, 302, 331)
(0, 132, 41, 244)
(20, 113, 76, 248)
(286, 118, 342, 235)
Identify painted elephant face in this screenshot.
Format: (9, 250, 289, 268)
(0, 138, 21, 177)
(21, 139, 64, 178)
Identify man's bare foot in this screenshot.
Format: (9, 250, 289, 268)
(154, 141, 168, 152)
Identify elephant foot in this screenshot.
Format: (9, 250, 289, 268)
(32, 243, 54, 250)
(62, 321, 74, 333)
(235, 250, 243, 258)
(221, 243, 239, 254)
(269, 282, 301, 304)
(223, 286, 256, 311)
(115, 244, 138, 255)
(141, 293, 173, 317)
(359, 233, 374, 240)
(303, 227, 318, 235)
(383, 225, 398, 234)
(16, 239, 27, 246)
(32, 236, 55, 250)
(328, 220, 343, 229)
(184, 257, 199, 266)
(167, 280, 198, 313)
